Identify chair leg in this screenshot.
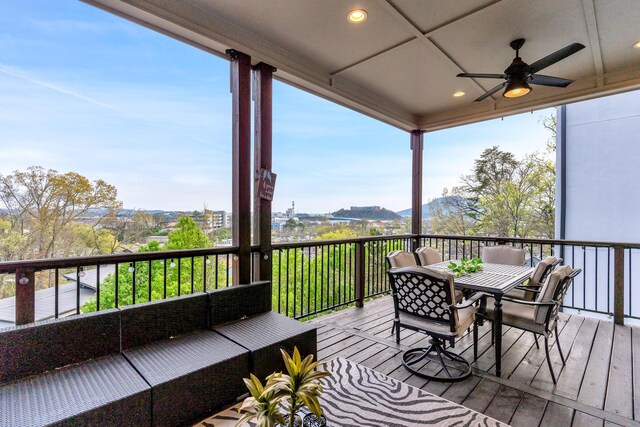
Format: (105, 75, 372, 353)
(533, 333, 540, 349)
(555, 324, 566, 365)
(491, 322, 495, 346)
(473, 321, 478, 361)
(395, 322, 401, 344)
(391, 322, 396, 336)
(544, 336, 557, 384)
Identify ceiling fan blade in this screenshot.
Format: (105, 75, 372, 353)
(474, 82, 507, 102)
(457, 73, 506, 79)
(529, 74, 574, 87)
(529, 43, 585, 73)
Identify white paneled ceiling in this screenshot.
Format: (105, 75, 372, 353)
(86, 0, 640, 132)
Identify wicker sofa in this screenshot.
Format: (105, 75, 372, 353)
(0, 309, 151, 426)
(0, 281, 317, 427)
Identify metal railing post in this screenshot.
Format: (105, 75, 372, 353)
(15, 269, 35, 325)
(614, 245, 625, 325)
(355, 241, 366, 307)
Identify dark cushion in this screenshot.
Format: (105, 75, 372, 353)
(0, 309, 120, 384)
(124, 330, 249, 426)
(0, 355, 151, 427)
(120, 292, 208, 350)
(208, 281, 272, 326)
(213, 311, 317, 380)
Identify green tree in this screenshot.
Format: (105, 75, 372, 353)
(82, 217, 228, 312)
(430, 145, 555, 238)
(0, 166, 121, 259)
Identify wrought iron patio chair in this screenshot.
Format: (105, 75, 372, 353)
(507, 256, 561, 301)
(415, 246, 442, 266)
(388, 266, 484, 382)
(480, 265, 581, 383)
(481, 245, 526, 265)
(386, 251, 419, 335)
(415, 246, 464, 303)
(386, 250, 418, 268)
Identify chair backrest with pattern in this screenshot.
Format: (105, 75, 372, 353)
(386, 250, 418, 269)
(481, 245, 526, 266)
(415, 247, 443, 266)
(388, 266, 457, 331)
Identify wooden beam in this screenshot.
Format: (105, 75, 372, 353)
(15, 269, 35, 325)
(613, 245, 625, 325)
(410, 130, 424, 240)
(228, 49, 252, 285)
(253, 62, 275, 281)
(582, 0, 605, 87)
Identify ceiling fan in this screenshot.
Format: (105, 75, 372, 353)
(457, 38, 585, 102)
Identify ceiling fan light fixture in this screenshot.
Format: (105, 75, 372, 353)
(453, 91, 466, 97)
(503, 77, 532, 98)
(634, 40, 640, 49)
(347, 9, 367, 23)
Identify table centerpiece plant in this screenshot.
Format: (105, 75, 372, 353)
(447, 258, 483, 277)
(237, 347, 331, 427)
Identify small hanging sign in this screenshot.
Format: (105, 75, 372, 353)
(258, 168, 277, 201)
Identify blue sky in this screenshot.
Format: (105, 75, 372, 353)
(0, 1, 554, 214)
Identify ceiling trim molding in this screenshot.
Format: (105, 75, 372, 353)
(581, 0, 605, 87)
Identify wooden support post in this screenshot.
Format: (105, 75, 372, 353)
(355, 241, 366, 307)
(253, 62, 275, 282)
(410, 130, 424, 251)
(614, 245, 625, 325)
(228, 49, 252, 285)
(15, 269, 35, 325)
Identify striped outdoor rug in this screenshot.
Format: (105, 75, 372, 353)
(197, 357, 506, 427)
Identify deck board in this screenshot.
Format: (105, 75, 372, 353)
(555, 317, 599, 400)
(312, 296, 640, 427)
(578, 320, 614, 409)
(604, 325, 633, 419)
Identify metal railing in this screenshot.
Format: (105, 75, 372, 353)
(1, 233, 638, 325)
(419, 234, 640, 323)
(0, 247, 238, 325)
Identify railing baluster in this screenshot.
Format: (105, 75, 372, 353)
(76, 266, 81, 314)
(55, 268, 60, 317)
(163, 259, 167, 299)
(115, 263, 119, 308)
(191, 257, 195, 294)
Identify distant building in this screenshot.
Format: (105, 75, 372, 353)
(204, 210, 229, 230)
(286, 201, 296, 219)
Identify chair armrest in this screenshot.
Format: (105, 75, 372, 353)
(514, 285, 542, 294)
(451, 292, 490, 310)
(501, 296, 556, 307)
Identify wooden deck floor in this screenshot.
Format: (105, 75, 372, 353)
(309, 296, 640, 427)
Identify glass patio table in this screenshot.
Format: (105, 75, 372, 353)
(425, 261, 533, 378)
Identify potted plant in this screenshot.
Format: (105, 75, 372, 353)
(237, 347, 331, 427)
(237, 374, 285, 427)
(447, 258, 483, 277)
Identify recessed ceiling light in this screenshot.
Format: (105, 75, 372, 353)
(634, 40, 640, 49)
(347, 9, 367, 23)
(453, 91, 466, 97)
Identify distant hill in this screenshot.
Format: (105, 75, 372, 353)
(331, 206, 401, 221)
(396, 196, 467, 219)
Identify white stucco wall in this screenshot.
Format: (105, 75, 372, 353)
(560, 90, 640, 243)
(557, 89, 640, 318)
